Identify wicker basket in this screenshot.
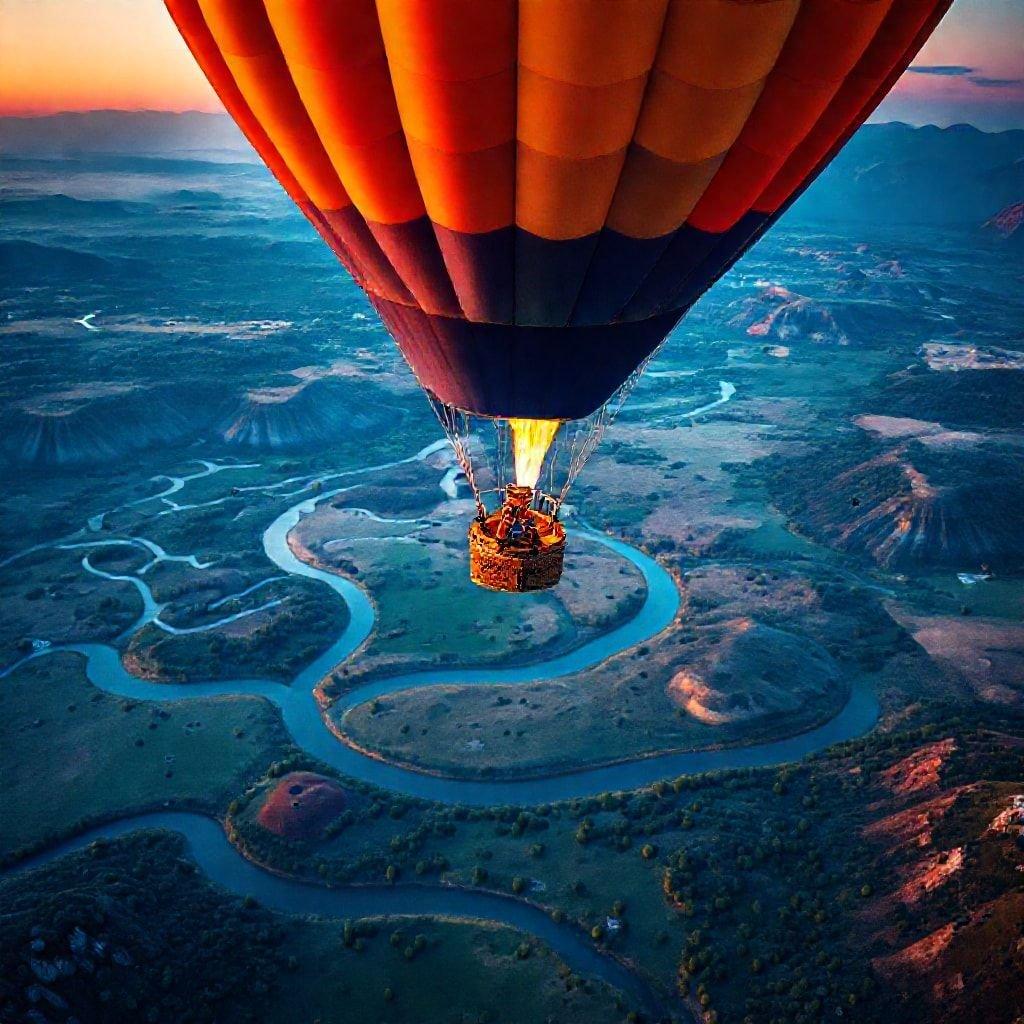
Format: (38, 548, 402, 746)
(468, 517, 566, 592)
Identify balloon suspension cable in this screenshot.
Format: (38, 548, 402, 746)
(550, 342, 664, 515)
(427, 393, 487, 519)
(494, 417, 511, 494)
(425, 340, 662, 522)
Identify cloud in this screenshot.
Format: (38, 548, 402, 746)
(969, 76, 1024, 89)
(908, 65, 975, 77)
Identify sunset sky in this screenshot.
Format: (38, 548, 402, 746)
(1, 0, 1022, 131)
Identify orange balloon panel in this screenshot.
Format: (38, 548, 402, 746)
(283, 60, 402, 149)
(516, 143, 627, 240)
(518, 0, 667, 86)
(657, 0, 801, 90)
(607, 148, 725, 239)
(263, 0, 386, 70)
(388, 64, 515, 154)
(517, 67, 648, 160)
(167, 0, 953, 420)
(406, 136, 515, 232)
(377, 0, 516, 80)
(636, 74, 765, 165)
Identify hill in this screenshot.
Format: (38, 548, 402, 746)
(2, 384, 208, 467)
(769, 437, 1024, 572)
(217, 377, 394, 451)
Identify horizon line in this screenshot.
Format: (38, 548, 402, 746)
(1, 109, 1021, 136)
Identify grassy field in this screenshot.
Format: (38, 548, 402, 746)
(334, 563, 890, 779)
(292, 472, 646, 690)
(232, 758, 694, 994)
(332, 528, 644, 665)
(0, 653, 290, 859)
(285, 915, 629, 1024)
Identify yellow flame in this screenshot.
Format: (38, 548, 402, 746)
(509, 418, 560, 488)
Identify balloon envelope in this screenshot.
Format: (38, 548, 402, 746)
(167, 0, 951, 420)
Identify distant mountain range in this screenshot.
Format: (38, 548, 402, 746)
(0, 110, 252, 162)
(1, 111, 1021, 226)
(790, 121, 1023, 227)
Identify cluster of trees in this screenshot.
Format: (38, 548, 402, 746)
(0, 831, 289, 1023)
(653, 722, 1009, 1024)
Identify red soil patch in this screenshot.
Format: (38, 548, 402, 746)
(879, 738, 956, 796)
(894, 847, 965, 905)
(873, 922, 955, 980)
(257, 771, 347, 839)
(863, 789, 964, 849)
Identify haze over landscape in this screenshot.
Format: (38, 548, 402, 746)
(1, 2, 1024, 1024)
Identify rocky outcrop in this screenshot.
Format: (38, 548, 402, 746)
(982, 200, 1024, 243)
(725, 285, 850, 345)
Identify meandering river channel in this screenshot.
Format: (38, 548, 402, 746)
(2, 425, 880, 1013)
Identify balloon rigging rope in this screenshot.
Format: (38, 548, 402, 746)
(428, 395, 486, 517)
(552, 341, 665, 513)
(424, 339, 664, 519)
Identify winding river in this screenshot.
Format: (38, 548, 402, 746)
(10, 811, 656, 1013)
(2, 431, 880, 1012)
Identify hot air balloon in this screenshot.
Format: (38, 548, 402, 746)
(166, 0, 951, 591)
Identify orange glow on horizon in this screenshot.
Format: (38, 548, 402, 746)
(0, 0, 1020, 130)
(0, 1, 221, 116)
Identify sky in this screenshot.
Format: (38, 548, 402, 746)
(1, 0, 1022, 131)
